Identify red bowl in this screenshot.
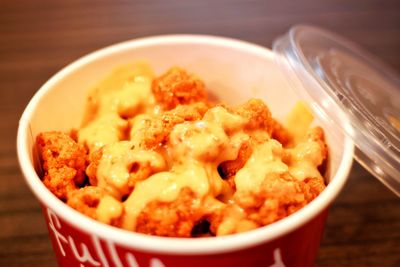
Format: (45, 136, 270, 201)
(17, 35, 354, 267)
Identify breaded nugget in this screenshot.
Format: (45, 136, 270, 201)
(78, 113, 128, 153)
(217, 100, 274, 187)
(67, 186, 124, 225)
(235, 172, 324, 226)
(135, 188, 204, 237)
(286, 126, 328, 182)
(218, 141, 253, 189)
(85, 148, 103, 186)
(162, 101, 210, 123)
(86, 142, 167, 199)
(234, 99, 273, 134)
(306, 126, 328, 160)
(130, 102, 210, 149)
(271, 118, 291, 146)
(37, 132, 87, 200)
(67, 186, 105, 219)
(152, 67, 208, 110)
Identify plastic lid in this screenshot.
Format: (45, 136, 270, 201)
(273, 25, 400, 196)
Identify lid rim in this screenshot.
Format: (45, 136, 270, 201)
(273, 24, 400, 196)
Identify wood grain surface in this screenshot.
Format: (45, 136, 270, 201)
(1, 0, 399, 266)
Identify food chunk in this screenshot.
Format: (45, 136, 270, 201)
(78, 113, 128, 153)
(37, 132, 87, 200)
(218, 141, 253, 189)
(234, 172, 324, 227)
(67, 186, 124, 225)
(287, 127, 328, 181)
(86, 141, 167, 199)
(135, 188, 204, 237)
(130, 102, 210, 149)
(152, 67, 208, 110)
(234, 99, 273, 134)
(271, 119, 291, 146)
(67, 186, 105, 219)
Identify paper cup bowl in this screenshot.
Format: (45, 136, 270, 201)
(17, 35, 354, 267)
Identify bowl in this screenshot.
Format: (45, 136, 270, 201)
(17, 35, 354, 267)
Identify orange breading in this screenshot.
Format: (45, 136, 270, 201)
(152, 67, 208, 110)
(235, 172, 325, 226)
(306, 126, 328, 160)
(234, 99, 274, 134)
(85, 148, 103, 186)
(217, 100, 278, 189)
(67, 186, 105, 219)
(135, 188, 205, 237)
(271, 118, 291, 146)
(218, 141, 253, 189)
(131, 102, 211, 149)
(163, 101, 210, 123)
(86, 146, 165, 194)
(37, 132, 87, 200)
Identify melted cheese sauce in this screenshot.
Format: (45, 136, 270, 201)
(288, 139, 324, 181)
(96, 195, 123, 225)
(78, 66, 157, 153)
(122, 107, 247, 230)
(96, 141, 166, 200)
(235, 140, 288, 192)
(216, 204, 259, 236)
(78, 114, 128, 152)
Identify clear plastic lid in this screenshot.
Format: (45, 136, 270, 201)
(273, 25, 400, 196)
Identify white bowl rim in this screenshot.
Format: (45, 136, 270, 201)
(17, 34, 354, 255)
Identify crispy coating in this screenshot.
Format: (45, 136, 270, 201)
(67, 186, 105, 219)
(235, 172, 325, 226)
(218, 141, 253, 189)
(306, 126, 328, 160)
(135, 188, 204, 237)
(234, 99, 273, 134)
(130, 102, 210, 149)
(86, 144, 166, 196)
(152, 67, 208, 110)
(271, 118, 291, 146)
(218, 101, 288, 189)
(37, 132, 87, 200)
(68, 186, 124, 226)
(85, 148, 103, 186)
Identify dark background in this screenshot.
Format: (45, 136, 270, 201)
(1, 0, 399, 266)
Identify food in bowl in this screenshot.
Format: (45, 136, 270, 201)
(36, 63, 327, 238)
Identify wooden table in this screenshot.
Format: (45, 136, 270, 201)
(1, 0, 399, 266)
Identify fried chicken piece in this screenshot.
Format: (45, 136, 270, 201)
(85, 148, 103, 186)
(216, 100, 277, 189)
(37, 132, 87, 200)
(86, 142, 167, 199)
(67, 186, 105, 219)
(135, 188, 205, 237)
(271, 118, 291, 146)
(67, 186, 124, 225)
(152, 67, 208, 110)
(218, 141, 253, 189)
(234, 99, 273, 134)
(306, 126, 328, 161)
(286, 126, 328, 181)
(235, 172, 325, 226)
(78, 113, 128, 153)
(130, 102, 210, 149)
(216, 100, 274, 188)
(211, 204, 259, 236)
(163, 101, 210, 123)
